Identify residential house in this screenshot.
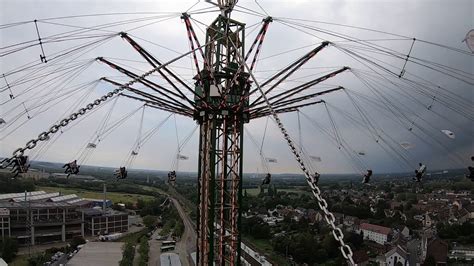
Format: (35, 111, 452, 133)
(466, 204, 474, 219)
(333, 212, 344, 225)
(359, 223, 392, 245)
(385, 245, 409, 266)
(450, 208, 470, 224)
(423, 238, 448, 265)
(307, 209, 323, 224)
(452, 199, 470, 210)
(352, 250, 370, 266)
(423, 213, 434, 228)
(400, 226, 410, 239)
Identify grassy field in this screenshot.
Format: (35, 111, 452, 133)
(245, 187, 311, 196)
(38, 186, 154, 204)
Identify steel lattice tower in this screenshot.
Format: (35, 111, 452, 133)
(194, 13, 248, 265)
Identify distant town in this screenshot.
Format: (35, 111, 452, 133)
(0, 162, 473, 265)
(175, 169, 474, 265)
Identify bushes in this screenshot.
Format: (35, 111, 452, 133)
(119, 242, 135, 266)
(173, 219, 185, 238)
(138, 237, 149, 266)
(119, 227, 152, 265)
(241, 216, 271, 239)
(70, 236, 86, 249)
(0, 237, 18, 263)
(137, 197, 166, 216)
(143, 215, 158, 230)
(27, 246, 66, 266)
(160, 206, 185, 238)
(437, 222, 474, 244)
(0, 175, 35, 193)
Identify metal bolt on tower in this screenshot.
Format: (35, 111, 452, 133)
(190, 5, 248, 264)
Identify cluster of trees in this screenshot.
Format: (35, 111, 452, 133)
(437, 222, 474, 244)
(330, 193, 423, 230)
(143, 215, 158, 230)
(331, 202, 372, 219)
(136, 196, 184, 238)
(241, 215, 366, 264)
(70, 236, 86, 249)
(117, 224, 154, 265)
(160, 207, 184, 237)
(138, 237, 149, 266)
(137, 196, 166, 216)
(243, 189, 319, 212)
(0, 237, 18, 263)
(119, 242, 135, 266)
(271, 232, 343, 264)
(0, 175, 35, 193)
(174, 184, 198, 204)
(26, 236, 85, 265)
(241, 216, 271, 239)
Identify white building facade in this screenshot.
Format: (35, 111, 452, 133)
(359, 223, 391, 245)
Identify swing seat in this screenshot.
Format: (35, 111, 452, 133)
(262, 173, 271, 185)
(311, 172, 320, 185)
(467, 166, 474, 181)
(12, 156, 29, 177)
(64, 160, 80, 175)
(16, 156, 29, 173)
(115, 167, 128, 179)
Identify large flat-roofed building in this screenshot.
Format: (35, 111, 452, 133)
(0, 190, 128, 245)
(0, 208, 11, 239)
(82, 208, 128, 236)
(0, 201, 83, 245)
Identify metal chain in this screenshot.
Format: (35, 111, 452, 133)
(0, 54, 185, 169)
(240, 56, 355, 265)
(0, 40, 211, 170)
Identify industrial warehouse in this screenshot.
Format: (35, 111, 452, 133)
(0, 190, 128, 245)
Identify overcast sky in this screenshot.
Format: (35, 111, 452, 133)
(1, 0, 472, 175)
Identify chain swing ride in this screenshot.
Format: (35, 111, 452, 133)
(1, 0, 473, 264)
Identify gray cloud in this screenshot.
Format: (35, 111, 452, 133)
(1, 0, 472, 175)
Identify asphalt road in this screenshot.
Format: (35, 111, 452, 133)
(172, 198, 197, 266)
(147, 197, 196, 266)
(149, 228, 163, 266)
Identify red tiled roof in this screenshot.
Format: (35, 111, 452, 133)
(360, 223, 391, 235)
(426, 238, 448, 264)
(352, 250, 370, 263)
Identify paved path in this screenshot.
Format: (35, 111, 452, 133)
(171, 198, 196, 266)
(148, 228, 162, 266)
(148, 197, 196, 266)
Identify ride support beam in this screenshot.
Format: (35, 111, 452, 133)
(120, 32, 201, 104)
(257, 67, 349, 107)
(250, 86, 344, 115)
(101, 78, 194, 115)
(250, 100, 325, 119)
(244, 16, 272, 72)
(97, 58, 192, 109)
(248, 41, 330, 105)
